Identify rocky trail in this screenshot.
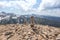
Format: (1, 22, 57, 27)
(0, 24, 60, 40)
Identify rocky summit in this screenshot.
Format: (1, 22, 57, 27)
(0, 24, 60, 40)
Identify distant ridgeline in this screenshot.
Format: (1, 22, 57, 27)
(0, 12, 60, 27)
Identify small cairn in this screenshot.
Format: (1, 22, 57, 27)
(17, 16, 20, 24)
(30, 16, 35, 27)
(23, 16, 28, 25)
(17, 16, 20, 26)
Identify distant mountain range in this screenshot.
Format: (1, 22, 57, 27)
(20, 14, 60, 27)
(0, 12, 60, 27)
(22, 14, 60, 22)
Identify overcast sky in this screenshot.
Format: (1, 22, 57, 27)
(0, 0, 60, 17)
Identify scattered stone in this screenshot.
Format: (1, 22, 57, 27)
(0, 24, 60, 40)
(5, 32, 12, 36)
(56, 34, 60, 40)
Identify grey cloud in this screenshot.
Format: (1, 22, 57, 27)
(38, 0, 60, 10)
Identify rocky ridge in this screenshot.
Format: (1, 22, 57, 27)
(0, 24, 60, 40)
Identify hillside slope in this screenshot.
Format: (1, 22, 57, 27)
(0, 24, 60, 40)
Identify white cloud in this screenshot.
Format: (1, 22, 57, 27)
(0, 0, 36, 11)
(0, 0, 60, 17)
(0, 0, 60, 11)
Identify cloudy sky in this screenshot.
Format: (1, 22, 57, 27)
(0, 0, 60, 17)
